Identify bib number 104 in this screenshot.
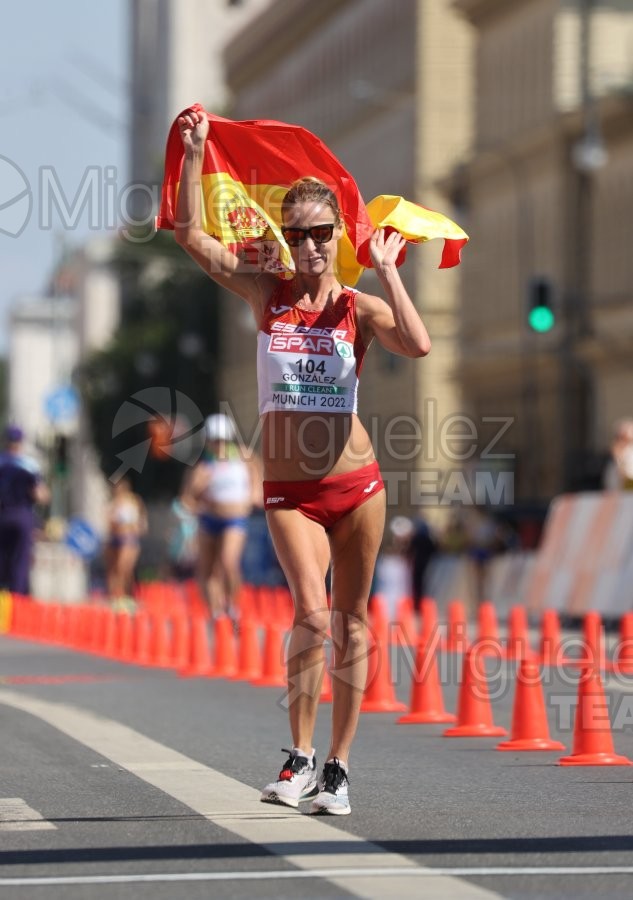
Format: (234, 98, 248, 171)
(294, 359, 326, 374)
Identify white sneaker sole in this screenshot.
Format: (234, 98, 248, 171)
(310, 801, 351, 816)
(260, 785, 318, 809)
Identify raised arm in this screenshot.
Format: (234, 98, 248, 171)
(356, 229, 431, 358)
(173, 108, 275, 319)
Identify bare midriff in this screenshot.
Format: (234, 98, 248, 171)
(261, 411, 376, 481)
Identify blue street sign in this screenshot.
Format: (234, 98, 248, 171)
(65, 517, 101, 560)
(44, 386, 80, 424)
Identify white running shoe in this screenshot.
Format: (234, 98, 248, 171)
(260, 748, 318, 809)
(311, 758, 351, 816)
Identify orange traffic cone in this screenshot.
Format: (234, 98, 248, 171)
(397, 635, 456, 724)
(392, 597, 417, 646)
(558, 667, 632, 766)
(418, 596, 443, 651)
(496, 659, 565, 751)
(578, 610, 606, 670)
(445, 599, 469, 654)
(100, 607, 118, 657)
(232, 616, 263, 681)
(369, 594, 390, 635)
(504, 606, 534, 660)
(47, 603, 64, 645)
(133, 609, 153, 666)
(147, 610, 176, 668)
(115, 610, 135, 663)
(179, 614, 215, 677)
(252, 621, 286, 687)
(360, 630, 406, 713)
(209, 616, 238, 678)
(170, 612, 191, 670)
(443, 648, 507, 737)
(540, 608, 570, 667)
(610, 612, 633, 675)
(237, 584, 257, 623)
(475, 601, 503, 657)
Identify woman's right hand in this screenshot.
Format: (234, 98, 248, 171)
(178, 108, 209, 156)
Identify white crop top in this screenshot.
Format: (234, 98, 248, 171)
(256, 283, 367, 415)
(202, 458, 251, 504)
(112, 499, 140, 526)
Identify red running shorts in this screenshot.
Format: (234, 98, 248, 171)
(263, 460, 384, 529)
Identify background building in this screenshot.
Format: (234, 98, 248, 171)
(129, 0, 272, 191)
(453, 0, 633, 502)
(8, 295, 79, 446)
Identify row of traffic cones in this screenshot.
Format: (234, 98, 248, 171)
(390, 594, 633, 673)
(6, 591, 632, 765)
(387, 619, 632, 766)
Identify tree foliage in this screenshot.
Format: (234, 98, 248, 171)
(77, 230, 220, 500)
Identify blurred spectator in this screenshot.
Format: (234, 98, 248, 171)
(179, 413, 262, 619)
(104, 477, 147, 603)
(382, 514, 437, 612)
(0, 425, 50, 594)
(464, 508, 519, 604)
(440, 510, 470, 554)
(407, 515, 438, 611)
(166, 498, 199, 581)
(604, 418, 633, 490)
(388, 515, 414, 554)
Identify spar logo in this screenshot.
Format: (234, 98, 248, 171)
(269, 334, 334, 355)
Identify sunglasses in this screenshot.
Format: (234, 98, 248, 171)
(281, 223, 336, 247)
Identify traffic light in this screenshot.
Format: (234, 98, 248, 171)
(527, 277, 555, 333)
(53, 434, 69, 476)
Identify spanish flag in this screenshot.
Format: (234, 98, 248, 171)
(157, 104, 468, 286)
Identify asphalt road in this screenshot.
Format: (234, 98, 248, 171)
(2, 631, 633, 899)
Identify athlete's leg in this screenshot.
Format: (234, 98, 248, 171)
(326, 489, 386, 765)
(266, 508, 331, 752)
(197, 531, 224, 616)
(119, 543, 141, 597)
(105, 546, 123, 600)
(216, 526, 247, 618)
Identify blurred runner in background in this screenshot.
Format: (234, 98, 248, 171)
(104, 477, 147, 603)
(179, 413, 261, 619)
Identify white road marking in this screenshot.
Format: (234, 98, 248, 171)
(0, 688, 500, 900)
(0, 865, 633, 886)
(0, 798, 56, 832)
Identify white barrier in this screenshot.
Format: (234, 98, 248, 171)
(523, 491, 633, 617)
(376, 551, 534, 621)
(29, 541, 88, 603)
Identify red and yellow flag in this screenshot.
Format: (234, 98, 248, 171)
(157, 104, 468, 286)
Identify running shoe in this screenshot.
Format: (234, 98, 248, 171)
(260, 748, 318, 808)
(311, 758, 351, 816)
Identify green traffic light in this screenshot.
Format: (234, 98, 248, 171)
(528, 305, 555, 333)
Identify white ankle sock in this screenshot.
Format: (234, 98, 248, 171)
(293, 747, 314, 763)
(326, 757, 348, 771)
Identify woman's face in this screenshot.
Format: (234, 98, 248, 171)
(283, 200, 343, 277)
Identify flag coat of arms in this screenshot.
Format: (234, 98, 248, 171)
(157, 104, 468, 286)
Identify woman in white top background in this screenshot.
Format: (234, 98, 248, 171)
(180, 413, 262, 619)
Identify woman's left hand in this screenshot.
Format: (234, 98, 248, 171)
(369, 228, 406, 270)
